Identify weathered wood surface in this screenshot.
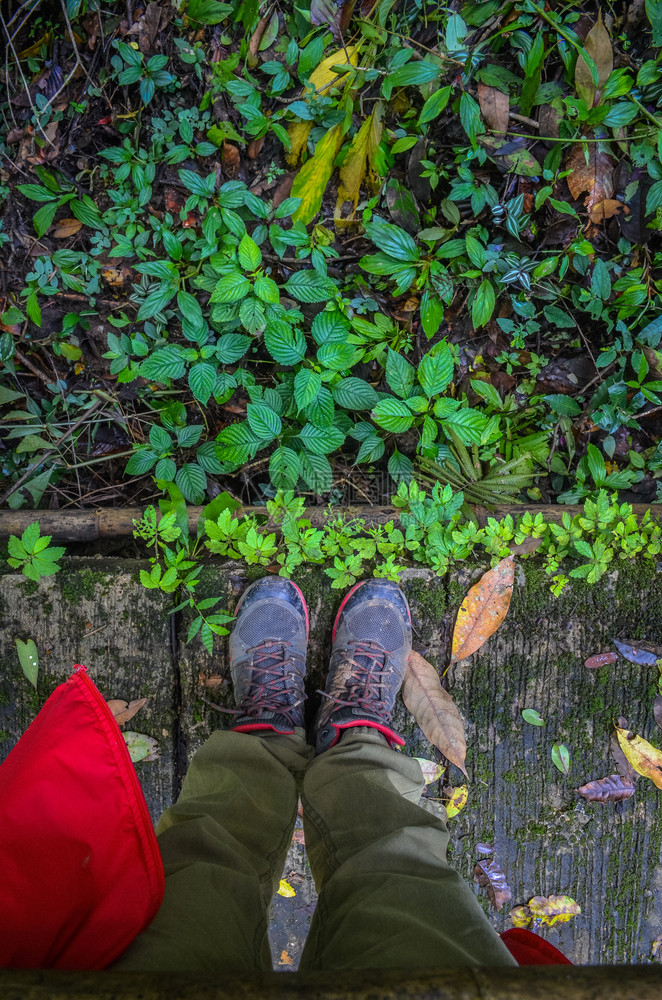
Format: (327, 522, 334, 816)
(1, 966, 662, 1000)
(0, 559, 176, 819)
(1, 557, 662, 969)
(1, 503, 661, 541)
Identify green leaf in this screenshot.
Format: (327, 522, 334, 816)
(383, 59, 441, 98)
(317, 342, 361, 371)
(544, 394, 582, 417)
(15, 638, 39, 688)
(551, 742, 570, 774)
(238, 233, 262, 271)
(294, 369, 322, 409)
(189, 362, 217, 404)
(283, 271, 338, 303)
(216, 333, 251, 363)
(188, 0, 231, 25)
(591, 259, 611, 300)
(247, 402, 282, 440)
(18, 184, 57, 202)
(300, 451, 333, 492)
(388, 449, 414, 482)
(254, 275, 280, 303)
(386, 348, 415, 399)
(211, 272, 251, 303)
(298, 423, 345, 455)
(356, 434, 385, 463)
(269, 446, 301, 489)
(471, 280, 496, 328)
(21, 522, 42, 553)
(149, 424, 172, 452)
(155, 457, 177, 481)
(418, 85, 452, 125)
(196, 441, 225, 473)
(264, 324, 306, 365)
(125, 448, 158, 474)
(418, 342, 454, 397)
(33, 201, 58, 237)
(363, 219, 419, 262)
(586, 442, 606, 483)
(522, 708, 545, 726)
(420, 291, 444, 339)
(333, 377, 379, 410)
(239, 297, 266, 334)
(175, 463, 207, 502)
(140, 346, 186, 382)
(137, 284, 177, 321)
(372, 397, 415, 433)
(305, 386, 335, 427)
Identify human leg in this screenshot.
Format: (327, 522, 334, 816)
(112, 577, 314, 973)
(299, 579, 516, 972)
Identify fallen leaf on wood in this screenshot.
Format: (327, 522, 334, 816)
(277, 878, 296, 898)
(652, 933, 662, 961)
(402, 650, 467, 775)
(451, 555, 514, 662)
(575, 773, 635, 803)
(107, 697, 148, 726)
(279, 949, 293, 965)
(476, 842, 494, 855)
(474, 858, 512, 911)
(292, 828, 305, 845)
(478, 83, 509, 133)
(124, 731, 159, 763)
(610, 731, 637, 784)
(52, 217, 82, 238)
(511, 894, 581, 929)
(566, 143, 616, 217)
(445, 784, 468, 818)
(654, 694, 662, 731)
(522, 708, 545, 726)
(584, 650, 618, 669)
(613, 638, 662, 666)
(15, 638, 38, 689)
(551, 742, 570, 774)
(615, 724, 662, 788)
(414, 757, 445, 784)
(575, 12, 612, 107)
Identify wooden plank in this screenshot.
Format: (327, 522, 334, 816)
(0, 966, 662, 999)
(1, 503, 661, 541)
(0, 559, 177, 822)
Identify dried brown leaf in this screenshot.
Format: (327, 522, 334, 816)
(584, 650, 619, 669)
(107, 697, 148, 727)
(222, 142, 240, 179)
(52, 217, 82, 238)
(508, 535, 543, 557)
(477, 83, 509, 133)
(575, 13, 612, 108)
(310, 0, 357, 41)
(402, 650, 467, 776)
(451, 555, 514, 662)
(574, 773, 635, 803)
(589, 198, 629, 224)
(566, 144, 616, 216)
(474, 858, 512, 911)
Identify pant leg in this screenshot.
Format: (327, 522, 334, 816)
(299, 729, 516, 972)
(112, 728, 314, 973)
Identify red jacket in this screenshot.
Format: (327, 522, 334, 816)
(0, 667, 567, 970)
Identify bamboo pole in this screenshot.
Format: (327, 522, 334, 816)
(0, 966, 660, 1000)
(0, 504, 661, 542)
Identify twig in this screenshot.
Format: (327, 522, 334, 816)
(14, 349, 53, 385)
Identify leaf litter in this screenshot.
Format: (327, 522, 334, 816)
(402, 650, 467, 776)
(450, 556, 514, 662)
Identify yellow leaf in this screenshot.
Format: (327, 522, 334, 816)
(509, 905, 531, 929)
(509, 894, 581, 929)
(414, 757, 445, 784)
(445, 784, 468, 819)
(615, 725, 662, 788)
(335, 105, 383, 226)
(287, 122, 313, 167)
(277, 878, 296, 898)
(291, 123, 345, 225)
(451, 555, 514, 662)
(286, 45, 361, 167)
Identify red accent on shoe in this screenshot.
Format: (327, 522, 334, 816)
(232, 722, 296, 735)
(332, 579, 411, 643)
(330, 718, 406, 749)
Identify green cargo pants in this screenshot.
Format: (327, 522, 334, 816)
(112, 727, 516, 972)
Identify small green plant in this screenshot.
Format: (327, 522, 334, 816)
(7, 522, 65, 582)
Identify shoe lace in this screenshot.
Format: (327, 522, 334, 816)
(236, 639, 306, 719)
(317, 641, 390, 722)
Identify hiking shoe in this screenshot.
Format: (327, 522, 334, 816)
(228, 576, 309, 735)
(313, 579, 412, 753)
